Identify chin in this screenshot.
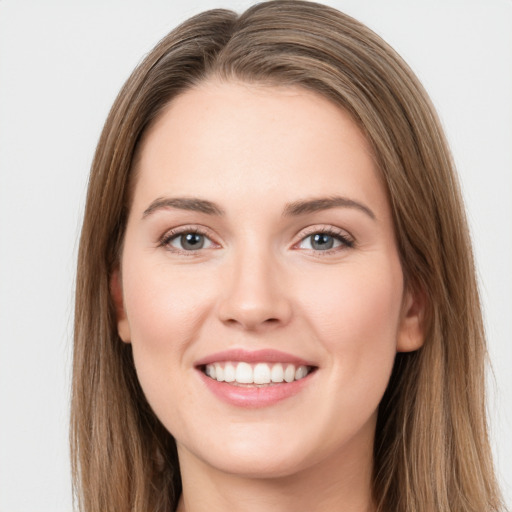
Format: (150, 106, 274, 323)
(204, 449, 311, 479)
(186, 425, 343, 481)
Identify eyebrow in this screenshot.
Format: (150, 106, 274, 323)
(142, 195, 375, 220)
(143, 197, 225, 218)
(282, 196, 375, 219)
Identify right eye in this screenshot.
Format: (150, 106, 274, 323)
(161, 229, 215, 253)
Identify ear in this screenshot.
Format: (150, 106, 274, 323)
(110, 268, 131, 344)
(396, 286, 426, 352)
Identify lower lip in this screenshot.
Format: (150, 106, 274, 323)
(197, 370, 315, 408)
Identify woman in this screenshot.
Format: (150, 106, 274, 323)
(71, 1, 506, 511)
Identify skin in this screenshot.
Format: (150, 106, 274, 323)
(112, 81, 424, 512)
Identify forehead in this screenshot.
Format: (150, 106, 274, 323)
(132, 80, 388, 217)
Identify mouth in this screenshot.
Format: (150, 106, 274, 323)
(199, 361, 317, 386)
(194, 349, 318, 407)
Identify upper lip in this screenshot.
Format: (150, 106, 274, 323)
(194, 348, 317, 368)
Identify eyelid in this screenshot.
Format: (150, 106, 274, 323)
(158, 224, 220, 254)
(157, 223, 355, 255)
(291, 225, 355, 252)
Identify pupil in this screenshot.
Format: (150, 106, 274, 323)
(312, 233, 333, 250)
(182, 233, 204, 250)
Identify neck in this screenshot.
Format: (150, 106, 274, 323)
(175, 423, 376, 512)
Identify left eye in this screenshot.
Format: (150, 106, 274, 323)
(167, 232, 214, 251)
(298, 232, 351, 251)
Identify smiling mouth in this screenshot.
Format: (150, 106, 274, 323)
(200, 361, 317, 386)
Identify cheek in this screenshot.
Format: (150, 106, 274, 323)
(302, 258, 402, 334)
(120, 262, 208, 414)
(298, 258, 403, 388)
(289, 259, 403, 449)
(123, 258, 212, 352)
(120, 259, 215, 423)
(123, 251, 403, 373)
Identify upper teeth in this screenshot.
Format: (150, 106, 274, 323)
(205, 362, 310, 384)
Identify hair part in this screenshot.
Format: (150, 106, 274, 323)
(72, 2, 505, 511)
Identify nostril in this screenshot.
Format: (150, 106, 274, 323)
(217, 276, 293, 330)
(221, 313, 285, 330)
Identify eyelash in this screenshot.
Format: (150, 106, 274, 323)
(158, 225, 355, 256)
(158, 226, 216, 256)
(295, 226, 355, 255)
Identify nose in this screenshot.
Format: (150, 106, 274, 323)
(217, 246, 293, 332)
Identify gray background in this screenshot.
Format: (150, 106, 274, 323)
(0, 1, 510, 510)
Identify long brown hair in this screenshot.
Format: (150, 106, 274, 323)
(71, 2, 505, 510)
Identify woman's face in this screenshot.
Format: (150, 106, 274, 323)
(114, 81, 423, 479)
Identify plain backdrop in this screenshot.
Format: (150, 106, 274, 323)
(0, 1, 511, 511)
